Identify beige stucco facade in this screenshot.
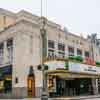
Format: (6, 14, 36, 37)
(0, 8, 100, 97)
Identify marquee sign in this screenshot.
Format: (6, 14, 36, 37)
(45, 61, 100, 75)
(45, 61, 66, 70)
(68, 62, 100, 74)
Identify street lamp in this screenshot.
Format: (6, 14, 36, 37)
(39, 0, 49, 99)
(38, 16, 48, 100)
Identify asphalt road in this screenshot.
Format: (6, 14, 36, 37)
(0, 97, 100, 100)
(1, 98, 99, 100)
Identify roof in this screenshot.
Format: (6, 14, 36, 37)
(0, 8, 16, 18)
(0, 8, 89, 42)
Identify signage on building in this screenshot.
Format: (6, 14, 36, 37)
(69, 62, 100, 74)
(45, 61, 66, 70)
(45, 60, 100, 75)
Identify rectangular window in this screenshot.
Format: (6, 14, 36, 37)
(48, 49, 55, 58)
(0, 43, 4, 65)
(58, 43, 65, 58)
(7, 38, 13, 63)
(58, 52, 65, 58)
(77, 48, 82, 56)
(48, 40, 54, 49)
(68, 46, 74, 56)
(85, 51, 90, 57)
(58, 43, 65, 51)
(48, 40, 55, 58)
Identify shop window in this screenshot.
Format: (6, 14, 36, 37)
(68, 46, 74, 56)
(77, 48, 82, 56)
(48, 40, 55, 49)
(85, 51, 90, 57)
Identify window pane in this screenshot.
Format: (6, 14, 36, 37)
(68, 46, 74, 56)
(48, 49, 55, 57)
(85, 51, 90, 57)
(7, 39, 13, 47)
(58, 43, 65, 51)
(77, 48, 82, 56)
(48, 40, 54, 49)
(58, 52, 65, 58)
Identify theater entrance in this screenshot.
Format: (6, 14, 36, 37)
(49, 77, 93, 97)
(48, 72, 96, 97)
(55, 77, 92, 97)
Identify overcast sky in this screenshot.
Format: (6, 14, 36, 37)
(0, 0, 100, 37)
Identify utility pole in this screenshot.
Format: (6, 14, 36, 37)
(40, 0, 48, 99)
(40, 16, 48, 100)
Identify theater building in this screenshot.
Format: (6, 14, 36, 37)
(0, 8, 100, 98)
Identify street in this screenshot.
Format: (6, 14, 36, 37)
(85, 98, 100, 100)
(0, 97, 100, 100)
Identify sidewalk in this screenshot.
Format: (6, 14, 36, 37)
(0, 95, 100, 100)
(51, 95, 100, 100)
(21, 95, 100, 100)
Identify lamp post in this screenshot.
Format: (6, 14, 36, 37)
(39, 0, 48, 99)
(39, 16, 48, 100)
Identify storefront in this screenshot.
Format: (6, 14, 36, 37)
(45, 59, 100, 97)
(0, 65, 12, 94)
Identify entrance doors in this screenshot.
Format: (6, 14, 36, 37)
(56, 77, 76, 96)
(27, 75, 35, 97)
(56, 78, 65, 96)
(51, 77, 93, 97)
(4, 80, 12, 93)
(79, 78, 92, 95)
